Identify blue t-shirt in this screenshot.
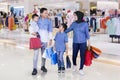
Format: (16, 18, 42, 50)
(54, 32, 68, 52)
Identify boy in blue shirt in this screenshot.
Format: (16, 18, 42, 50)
(54, 23, 68, 73)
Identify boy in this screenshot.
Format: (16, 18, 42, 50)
(29, 14, 40, 75)
(54, 23, 68, 73)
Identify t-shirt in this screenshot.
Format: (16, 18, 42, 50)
(54, 32, 68, 52)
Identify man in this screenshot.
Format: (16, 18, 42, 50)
(38, 8, 53, 72)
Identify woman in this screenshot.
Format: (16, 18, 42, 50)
(65, 11, 90, 75)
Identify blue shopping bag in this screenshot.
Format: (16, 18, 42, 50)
(93, 52, 99, 58)
(51, 52, 58, 65)
(42, 47, 53, 59)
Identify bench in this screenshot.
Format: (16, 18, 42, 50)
(109, 35, 120, 43)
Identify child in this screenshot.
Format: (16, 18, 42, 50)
(29, 14, 40, 75)
(54, 23, 68, 73)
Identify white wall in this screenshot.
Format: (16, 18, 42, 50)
(9, 0, 36, 15)
(97, 1, 119, 9)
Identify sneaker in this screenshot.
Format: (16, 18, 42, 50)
(73, 65, 77, 71)
(58, 67, 61, 73)
(79, 70, 85, 75)
(61, 67, 65, 73)
(41, 66, 47, 72)
(32, 68, 37, 75)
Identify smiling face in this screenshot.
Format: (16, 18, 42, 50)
(73, 13, 78, 21)
(59, 25, 64, 32)
(41, 10, 48, 18)
(34, 16, 39, 22)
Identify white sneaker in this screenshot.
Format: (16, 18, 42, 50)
(79, 70, 85, 75)
(72, 65, 77, 71)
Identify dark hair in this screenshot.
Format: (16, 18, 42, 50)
(74, 11, 84, 23)
(40, 8, 47, 13)
(61, 23, 67, 31)
(32, 14, 39, 19)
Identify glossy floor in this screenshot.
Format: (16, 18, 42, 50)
(0, 29, 120, 80)
(0, 45, 120, 80)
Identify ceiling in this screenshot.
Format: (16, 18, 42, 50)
(0, 0, 118, 4)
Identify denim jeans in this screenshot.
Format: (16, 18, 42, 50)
(72, 43, 87, 70)
(33, 49, 39, 69)
(33, 42, 47, 69)
(41, 42, 47, 67)
(57, 51, 65, 68)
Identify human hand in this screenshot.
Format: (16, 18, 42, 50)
(32, 32, 37, 36)
(66, 50, 68, 56)
(87, 40, 91, 50)
(48, 40, 52, 47)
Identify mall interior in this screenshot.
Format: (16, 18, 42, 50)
(0, 0, 120, 80)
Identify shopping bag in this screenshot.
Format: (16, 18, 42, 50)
(66, 56, 71, 68)
(42, 47, 53, 59)
(0, 24, 3, 30)
(92, 51, 99, 58)
(84, 50, 93, 66)
(29, 37, 41, 49)
(51, 52, 58, 65)
(12, 24, 17, 30)
(97, 28, 100, 32)
(91, 46, 102, 55)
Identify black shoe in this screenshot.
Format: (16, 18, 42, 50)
(58, 67, 61, 73)
(41, 66, 47, 72)
(61, 67, 65, 73)
(32, 68, 37, 75)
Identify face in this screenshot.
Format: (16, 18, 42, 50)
(34, 16, 39, 22)
(73, 13, 78, 21)
(59, 25, 64, 32)
(41, 10, 48, 18)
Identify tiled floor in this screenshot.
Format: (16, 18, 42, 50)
(0, 29, 120, 80)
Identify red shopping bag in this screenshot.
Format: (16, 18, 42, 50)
(29, 38, 42, 49)
(84, 50, 93, 66)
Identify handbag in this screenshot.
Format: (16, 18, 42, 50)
(66, 56, 71, 68)
(92, 51, 99, 58)
(51, 52, 58, 65)
(84, 50, 93, 66)
(42, 47, 53, 59)
(91, 46, 102, 55)
(29, 37, 42, 49)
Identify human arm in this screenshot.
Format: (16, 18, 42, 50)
(29, 23, 37, 36)
(48, 20, 53, 46)
(65, 34, 69, 55)
(85, 23, 90, 50)
(65, 22, 74, 33)
(66, 43, 68, 56)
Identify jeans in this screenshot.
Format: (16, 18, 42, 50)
(33, 42, 47, 69)
(72, 43, 87, 70)
(33, 49, 39, 69)
(41, 42, 47, 67)
(57, 51, 65, 68)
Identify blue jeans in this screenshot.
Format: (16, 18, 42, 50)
(57, 51, 65, 68)
(33, 42, 47, 69)
(33, 49, 39, 69)
(72, 43, 87, 70)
